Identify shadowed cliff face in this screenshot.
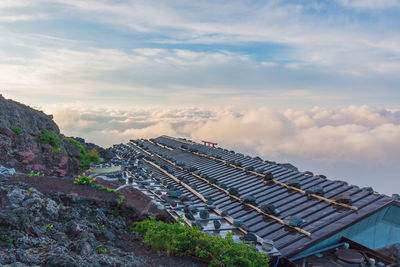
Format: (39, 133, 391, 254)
(0, 94, 60, 135)
(0, 95, 113, 176)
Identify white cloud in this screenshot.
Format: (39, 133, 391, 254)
(336, 0, 400, 9)
(25, 0, 397, 75)
(0, 14, 50, 22)
(0, 0, 36, 9)
(2, 1, 398, 75)
(44, 104, 400, 165)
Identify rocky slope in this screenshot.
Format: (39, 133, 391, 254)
(0, 94, 113, 176)
(0, 176, 204, 267)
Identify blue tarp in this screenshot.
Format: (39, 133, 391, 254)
(294, 204, 400, 258)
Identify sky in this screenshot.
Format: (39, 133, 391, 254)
(1, 0, 400, 195)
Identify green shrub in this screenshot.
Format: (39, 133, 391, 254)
(132, 218, 269, 266)
(99, 224, 105, 231)
(63, 138, 101, 170)
(53, 147, 61, 153)
(39, 130, 60, 147)
(112, 210, 119, 217)
(63, 138, 85, 154)
(74, 175, 96, 185)
(5, 238, 13, 244)
(28, 171, 44, 177)
(98, 186, 107, 191)
(94, 245, 108, 254)
(11, 126, 21, 134)
(46, 224, 54, 230)
(79, 149, 101, 170)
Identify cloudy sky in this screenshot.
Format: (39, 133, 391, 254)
(1, 0, 400, 194)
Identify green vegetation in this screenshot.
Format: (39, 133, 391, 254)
(90, 183, 100, 189)
(106, 188, 117, 193)
(94, 245, 109, 254)
(99, 224, 105, 231)
(132, 218, 269, 267)
(28, 170, 44, 177)
(63, 138, 101, 170)
(53, 147, 61, 153)
(46, 224, 54, 230)
(80, 149, 101, 170)
(1, 236, 14, 244)
(63, 138, 85, 153)
(117, 195, 125, 207)
(11, 126, 21, 134)
(87, 182, 118, 194)
(39, 129, 60, 147)
(74, 175, 96, 185)
(112, 210, 119, 217)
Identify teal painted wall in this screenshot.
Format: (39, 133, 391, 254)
(294, 204, 400, 258)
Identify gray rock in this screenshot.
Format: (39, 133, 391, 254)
(103, 230, 116, 241)
(262, 240, 274, 251)
(44, 199, 59, 218)
(16, 248, 40, 265)
(168, 190, 183, 198)
(45, 253, 78, 267)
(242, 232, 257, 242)
(286, 179, 301, 189)
(79, 241, 93, 256)
(7, 188, 27, 205)
(283, 216, 306, 227)
(0, 251, 17, 264)
(45, 246, 79, 267)
(221, 210, 229, 217)
(22, 197, 43, 210)
(260, 204, 278, 215)
(228, 187, 240, 196)
(234, 220, 244, 227)
(332, 194, 352, 204)
(199, 209, 209, 219)
(94, 208, 107, 224)
(263, 172, 274, 182)
(53, 232, 70, 245)
(205, 200, 214, 205)
(305, 185, 324, 196)
(242, 195, 257, 205)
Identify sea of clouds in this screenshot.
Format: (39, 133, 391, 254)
(45, 104, 400, 195)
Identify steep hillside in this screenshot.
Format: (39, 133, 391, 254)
(0, 94, 113, 176)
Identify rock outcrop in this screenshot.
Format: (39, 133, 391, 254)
(0, 95, 114, 176)
(0, 179, 203, 267)
(0, 182, 147, 266)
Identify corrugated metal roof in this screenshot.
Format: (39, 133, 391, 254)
(132, 135, 395, 257)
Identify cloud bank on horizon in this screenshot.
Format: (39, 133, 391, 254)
(44, 104, 400, 195)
